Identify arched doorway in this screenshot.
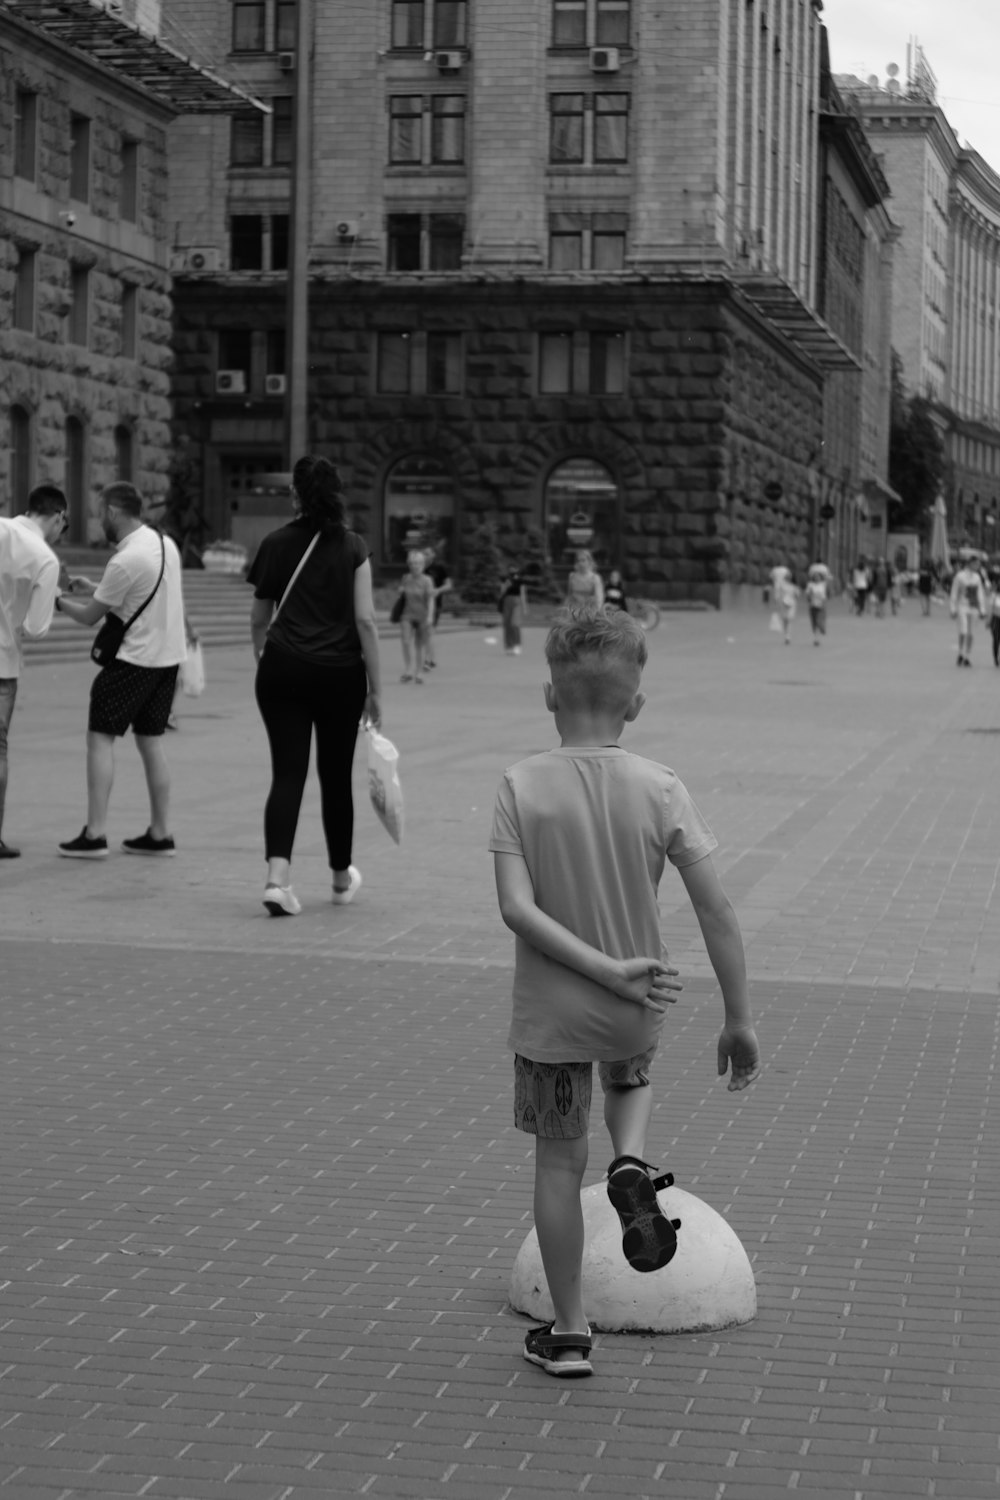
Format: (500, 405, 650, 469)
(10, 405, 32, 513)
(544, 457, 621, 573)
(64, 416, 87, 543)
(383, 455, 456, 565)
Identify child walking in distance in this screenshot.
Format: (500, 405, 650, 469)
(398, 550, 434, 684)
(490, 606, 760, 1378)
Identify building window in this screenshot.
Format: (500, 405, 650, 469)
(431, 95, 465, 163)
(69, 115, 91, 203)
(553, 0, 630, 46)
(13, 249, 36, 334)
(272, 96, 293, 165)
(550, 94, 585, 163)
(121, 284, 138, 359)
(276, 0, 296, 49)
(389, 97, 423, 164)
(65, 416, 87, 541)
(218, 328, 253, 384)
(538, 330, 626, 394)
(549, 215, 627, 270)
(545, 456, 620, 572)
(232, 0, 266, 51)
(550, 231, 583, 271)
(14, 89, 37, 182)
(593, 93, 628, 161)
(596, 0, 630, 44)
(266, 328, 286, 374)
(231, 112, 265, 166)
(10, 405, 32, 511)
(592, 228, 625, 269)
(114, 424, 134, 483)
(271, 214, 289, 269)
(387, 214, 421, 270)
(230, 215, 264, 269)
(433, 0, 467, 46)
(375, 330, 463, 395)
(391, 0, 425, 48)
(69, 266, 90, 346)
(120, 139, 140, 221)
(429, 213, 464, 269)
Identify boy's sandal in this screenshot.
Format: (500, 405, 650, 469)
(606, 1155, 682, 1274)
(523, 1322, 593, 1377)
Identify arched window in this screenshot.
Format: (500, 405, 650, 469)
(65, 415, 87, 543)
(114, 423, 134, 482)
(10, 405, 32, 513)
(544, 457, 620, 572)
(383, 454, 456, 565)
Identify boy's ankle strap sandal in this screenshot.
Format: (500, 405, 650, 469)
(523, 1322, 593, 1377)
(606, 1156, 681, 1273)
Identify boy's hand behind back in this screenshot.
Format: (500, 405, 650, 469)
(611, 959, 682, 1013)
(718, 1023, 761, 1091)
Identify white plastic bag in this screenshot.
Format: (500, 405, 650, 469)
(768, 611, 782, 633)
(179, 640, 206, 697)
(366, 726, 404, 844)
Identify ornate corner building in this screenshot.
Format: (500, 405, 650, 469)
(165, 1, 896, 599)
(0, 0, 263, 542)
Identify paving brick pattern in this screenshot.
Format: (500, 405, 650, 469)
(1, 597, 998, 1497)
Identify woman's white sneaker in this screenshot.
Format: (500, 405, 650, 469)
(263, 884, 301, 917)
(332, 866, 362, 905)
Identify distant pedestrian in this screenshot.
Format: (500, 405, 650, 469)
(55, 482, 186, 860)
(499, 566, 528, 655)
(566, 550, 604, 610)
(918, 563, 933, 616)
(772, 568, 798, 644)
(422, 542, 452, 670)
(950, 559, 986, 667)
(852, 559, 870, 615)
(489, 605, 760, 1378)
(0, 484, 68, 857)
(872, 558, 890, 618)
(397, 549, 434, 684)
(604, 569, 629, 614)
(805, 572, 828, 645)
(248, 456, 382, 915)
(988, 576, 1000, 667)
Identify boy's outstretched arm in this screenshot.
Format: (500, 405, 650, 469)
(494, 851, 680, 1012)
(679, 854, 761, 1091)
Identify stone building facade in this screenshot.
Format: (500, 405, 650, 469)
(1, 0, 261, 541)
(839, 69, 1000, 550)
(168, 0, 882, 602)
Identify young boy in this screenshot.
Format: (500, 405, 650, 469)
(490, 606, 760, 1378)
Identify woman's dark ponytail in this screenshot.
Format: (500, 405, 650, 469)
(292, 455, 347, 537)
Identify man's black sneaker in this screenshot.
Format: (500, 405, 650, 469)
(58, 828, 109, 859)
(0, 840, 21, 858)
(122, 829, 176, 856)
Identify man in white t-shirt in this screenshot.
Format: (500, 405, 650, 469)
(55, 482, 187, 858)
(949, 561, 986, 667)
(0, 485, 69, 856)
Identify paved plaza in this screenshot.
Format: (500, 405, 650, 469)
(1, 594, 998, 1499)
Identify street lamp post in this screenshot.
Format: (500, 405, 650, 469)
(283, 0, 312, 469)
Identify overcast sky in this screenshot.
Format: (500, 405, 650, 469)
(826, 0, 1000, 175)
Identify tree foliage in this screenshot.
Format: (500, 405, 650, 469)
(888, 352, 946, 531)
(461, 520, 505, 605)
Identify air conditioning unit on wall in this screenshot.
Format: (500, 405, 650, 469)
(264, 373, 287, 396)
(434, 50, 464, 71)
(336, 220, 359, 239)
(215, 369, 247, 394)
(170, 246, 220, 273)
(590, 46, 620, 72)
(277, 50, 294, 71)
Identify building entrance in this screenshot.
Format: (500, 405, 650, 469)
(383, 455, 456, 566)
(544, 457, 620, 573)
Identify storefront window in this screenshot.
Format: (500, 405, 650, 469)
(383, 455, 455, 565)
(545, 456, 620, 572)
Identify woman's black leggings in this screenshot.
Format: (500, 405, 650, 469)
(255, 644, 368, 869)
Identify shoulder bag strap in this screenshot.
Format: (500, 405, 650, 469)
(120, 532, 166, 634)
(272, 532, 320, 622)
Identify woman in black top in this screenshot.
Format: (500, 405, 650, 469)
(248, 457, 382, 917)
(604, 569, 628, 613)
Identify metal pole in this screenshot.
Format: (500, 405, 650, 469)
(283, 0, 312, 469)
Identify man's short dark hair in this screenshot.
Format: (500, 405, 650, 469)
(26, 484, 68, 519)
(101, 482, 144, 517)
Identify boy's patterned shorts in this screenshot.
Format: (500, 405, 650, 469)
(513, 1047, 657, 1140)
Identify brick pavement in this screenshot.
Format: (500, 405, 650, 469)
(0, 596, 998, 1497)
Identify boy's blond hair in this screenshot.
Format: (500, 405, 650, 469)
(545, 604, 647, 714)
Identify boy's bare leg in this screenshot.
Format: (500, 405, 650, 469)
(604, 1082, 654, 1165)
(534, 1134, 589, 1348)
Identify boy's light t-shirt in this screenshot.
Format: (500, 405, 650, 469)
(489, 747, 717, 1064)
